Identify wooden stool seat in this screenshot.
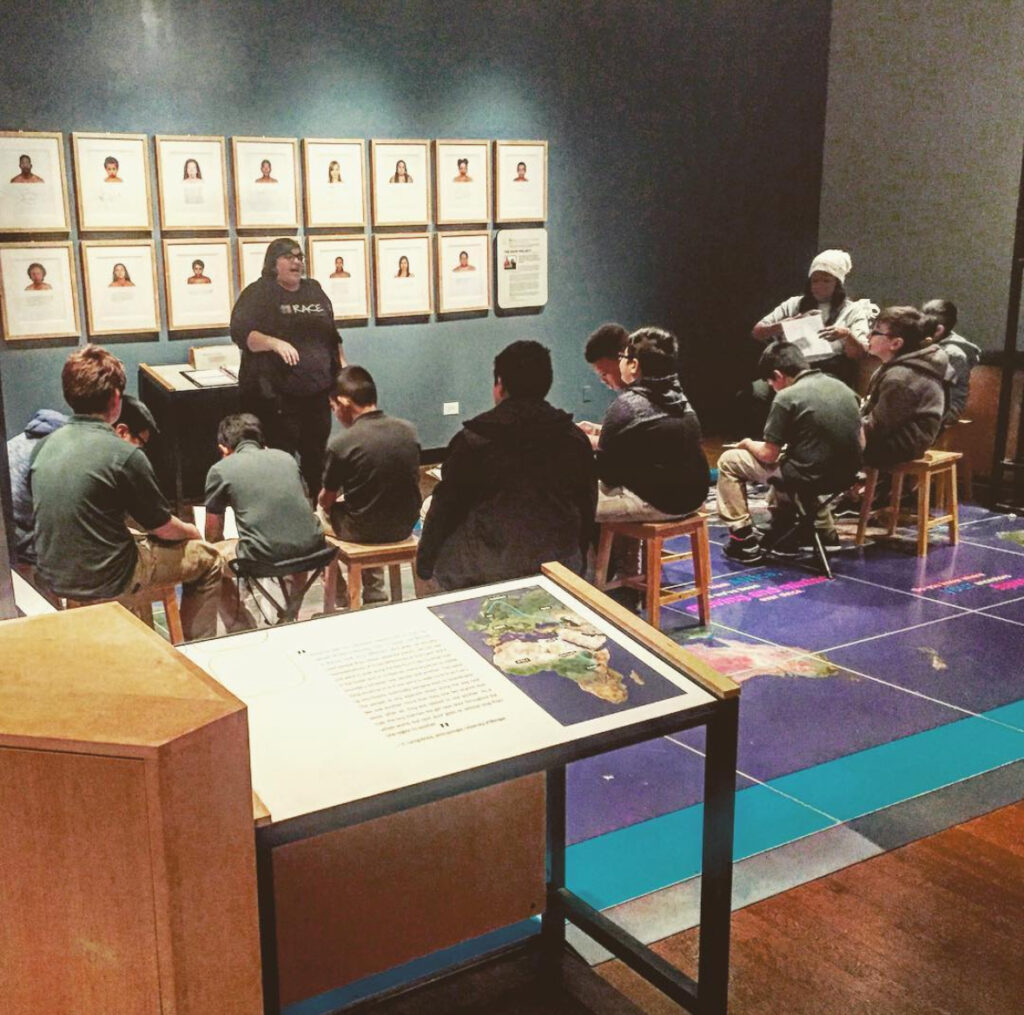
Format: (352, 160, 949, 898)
(594, 513, 711, 628)
(65, 584, 184, 645)
(323, 533, 421, 611)
(855, 450, 962, 557)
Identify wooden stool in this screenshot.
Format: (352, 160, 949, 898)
(594, 513, 711, 628)
(855, 450, 962, 557)
(323, 534, 421, 611)
(65, 584, 184, 645)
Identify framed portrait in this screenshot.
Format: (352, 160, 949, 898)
(163, 238, 234, 331)
(155, 135, 229, 230)
(308, 235, 370, 321)
(434, 139, 490, 226)
(303, 138, 366, 229)
(374, 233, 432, 318)
(435, 231, 491, 314)
(494, 140, 548, 223)
(236, 235, 279, 292)
(0, 131, 70, 232)
(0, 242, 80, 340)
(370, 140, 431, 227)
(233, 136, 300, 230)
(81, 240, 160, 335)
(72, 132, 152, 231)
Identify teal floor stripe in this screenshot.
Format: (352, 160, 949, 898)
(566, 784, 833, 910)
(768, 713, 1024, 822)
(983, 699, 1024, 731)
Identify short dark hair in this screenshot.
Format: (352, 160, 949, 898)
(117, 394, 159, 439)
(332, 365, 377, 407)
(877, 306, 929, 355)
(625, 326, 678, 379)
(26, 262, 46, 278)
(758, 341, 809, 380)
(104, 156, 118, 167)
(192, 259, 205, 270)
(262, 237, 301, 279)
(922, 299, 958, 333)
(494, 340, 552, 399)
(584, 322, 629, 363)
(62, 345, 126, 414)
(217, 413, 264, 450)
(457, 158, 468, 167)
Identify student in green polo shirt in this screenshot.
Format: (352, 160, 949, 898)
(31, 345, 223, 640)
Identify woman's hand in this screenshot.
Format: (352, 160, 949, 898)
(273, 338, 300, 365)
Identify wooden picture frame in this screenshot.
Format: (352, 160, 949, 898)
(81, 239, 160, 335)
(0, 131, 70, 232)
(494, 140, 548, 223)
(370, 140, 431, 227)
(307, 234, 371, 321)
(303, 138, 366, 229)
(374, 233, 432, 318)
(232, 136, 300, 230)
(155, 135, 229, 231)
(436, 230, 491, 314)
(236, 235, 279, 292)
(72, 132, 153, 232)
(163, 238, 234, 331)
(0, 241, 80, 340)
(434, 139, 491, 226)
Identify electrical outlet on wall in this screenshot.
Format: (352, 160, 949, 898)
(443, 402, 459, 415)
(582, 384, 592, 403)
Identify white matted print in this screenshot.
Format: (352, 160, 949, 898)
(434, 139, 490, 225)
(0, 243, 80, 340)
(72, 132, 152, 231)
(236, 235, 278, 292)
(303, 138, 366, 228)
(496, 228, 548, 309)
(308, 235, 370, 321)
(233, 137, 300, 230)
(155, 135, 229, 230)
(371, 140, 430, 226)
(163, 239, 234, 331)
(494, 140, 547, 223)
(374, 234, 432, 318)
(81, 240, 159, 335)
(0, 131, 70, 232)
(436, 231, 490, 314)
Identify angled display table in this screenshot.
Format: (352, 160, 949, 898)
(181, 562, 740, 1015)
(0, 604, 263, 1015)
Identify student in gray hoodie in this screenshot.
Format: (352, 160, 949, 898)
(922, 299, 981, 426)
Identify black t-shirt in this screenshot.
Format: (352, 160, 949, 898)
(230, 276, 342, 399)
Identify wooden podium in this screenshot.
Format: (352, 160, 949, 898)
(0, 604, 263, 1015)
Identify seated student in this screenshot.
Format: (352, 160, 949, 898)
(921, 299, 981, 428)
(862, 307, 950, 468)
(114, 393, 159, 448)
(7, 409, 67, 564)
(596, 326, 710, 521)
(317, 366, 421, 603)
(719, 341, 863, 562)
(417, 340, 597, 591)
(31, 345, 223, 640)
(578, 321, 630, 444)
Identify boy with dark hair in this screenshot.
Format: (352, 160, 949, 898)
(318, 365, 421, 603)
(718, 341, 862, 562)
(31, 345, 222, 639)
(114, 394, 159, 447)
(862, 306, 950, 467)
(578, 322, 631, 443)
(921, 299, 980, 427)
(418, 340, 597, 590)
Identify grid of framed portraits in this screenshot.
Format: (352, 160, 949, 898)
(81, 240, 160, 335)
(72, 132, 152, 231)
(163, 239, 234, 331)
(307, 235, 371, 321)
(0, 242, 80, 340)
(374, 234, 433, 318)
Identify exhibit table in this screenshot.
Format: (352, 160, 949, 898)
(180, 562, 740, 1015)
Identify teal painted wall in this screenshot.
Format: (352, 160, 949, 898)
(0, 0, 831, 447)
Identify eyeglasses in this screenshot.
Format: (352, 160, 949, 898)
(869, 329, 894, 339)
(617, 352, 634, 361)
(280, 251, 304, 262)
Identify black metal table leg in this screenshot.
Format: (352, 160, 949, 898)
(542, 764, 567, 980)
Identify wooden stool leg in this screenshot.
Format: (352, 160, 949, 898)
(856, 469, 878, 546)
(691, 526, 711, 626)
(348, 565, 363, 611)
(388, 564, 403, 603)
(947, 465, 959, 545)
(323, 562, 339, 614)
(888, 472, 904, 536)
(645, 536, 661, 629)
(136, 601, 155, 628)
(161, 589, 184, 646)
(594, 526, 614, 590)
(916, 470, 931, 556)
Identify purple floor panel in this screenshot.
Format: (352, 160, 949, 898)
(958, 514, 1024, 556)
(978, 596, 1024, 625)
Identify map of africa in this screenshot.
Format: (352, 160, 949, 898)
(429, 586, 683, 726)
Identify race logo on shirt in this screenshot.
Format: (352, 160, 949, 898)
(279, 302, 324, 315)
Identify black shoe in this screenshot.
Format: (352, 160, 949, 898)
(801, 529, 844, 553)
(764, 529, 803, 558)
(723, 530, 764, 563)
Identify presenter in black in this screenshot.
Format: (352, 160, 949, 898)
(230, 237, 347, 499)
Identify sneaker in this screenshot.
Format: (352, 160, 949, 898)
(800, 529, 847, 554)
(723, 529, 764, 563)
(764, 529, 803, 558)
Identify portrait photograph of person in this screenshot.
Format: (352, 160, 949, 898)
(495, 140, 548, 223)
(233, 136, 299, 229)
(434, 139, 490, 225)
(371, 140, 430, 226)
(163, 238, 234, 330)
(436, 230, 490, 314)
(303, 138, 366, 228)
(0, 131, 70, 232)
(81, 240, 159, 334)
(155, 135, 229, 230)
(73, 132, 152, 231)
(375, 233, 432, 318)
(0, 242, 80, 340)
(308, 234, 370, 320)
